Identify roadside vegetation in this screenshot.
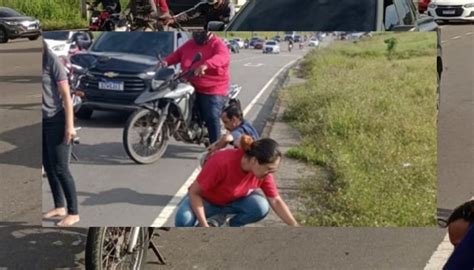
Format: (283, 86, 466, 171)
(282, 32, 437, 227)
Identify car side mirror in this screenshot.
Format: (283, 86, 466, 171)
(390, 25, 416, 32)
(207, 21, 226, 31)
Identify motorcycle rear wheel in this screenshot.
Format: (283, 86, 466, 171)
(85, 227, 149, 270)
(123, 109, 169, 164)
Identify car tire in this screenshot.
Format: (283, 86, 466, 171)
(28, 35, 40, 41)
(0, 28, 8, 43)
(76, 107, 93, 120)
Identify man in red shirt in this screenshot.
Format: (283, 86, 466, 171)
(175, 135, 299, 227)
(162, 31, 230, 144)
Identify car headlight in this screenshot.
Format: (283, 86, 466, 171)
(464, 3, 474, 7)
(4, 21, 18, 25)
(52, 44, 66, 51)
(428, 3, 437, 8)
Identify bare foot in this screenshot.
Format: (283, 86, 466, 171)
(57, 215, 80, 227)
(43, 208, 67, 219)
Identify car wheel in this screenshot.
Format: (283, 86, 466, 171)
(76, 107, 93, 120)
(28, 35, 40, 41)
(0, 28, 8, 43)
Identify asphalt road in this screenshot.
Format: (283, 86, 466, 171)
(41, 41, 309, 227)
(0, 39, 42, 224)
(437, 23, 474, 216)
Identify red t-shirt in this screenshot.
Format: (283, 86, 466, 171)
(164, 35, 230, 96)
(194, 149, 279, 206)
(155, 0, 169, 13)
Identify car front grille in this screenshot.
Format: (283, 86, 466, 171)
(83, 72, 146, 91)
(436, 6, 464, 17)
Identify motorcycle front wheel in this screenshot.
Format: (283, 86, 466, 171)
(123, 109, 169, 164)
(85, 227, 149, 270)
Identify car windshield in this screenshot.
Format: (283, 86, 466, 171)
(0, 7, 24, 17)
(43, 31, 71, 41)
(266, 41, 276, 45)
(226, 0, 377, 31)
(90, 32, 174, 57)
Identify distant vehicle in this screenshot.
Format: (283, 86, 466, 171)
(262, 40, 280, 53)
(308, 38, 319, 47)
(418, 0, 431, 13)
(284, 31, 295, 41)
(43, 31, 93, 58)
(0, 7, 41, 43)
(249, 36, 260, 47)
(232, 37, 244, 48)
(294, 35, 302, 42)
(254, 39, 265, 49)
(427, 0, 474, 23)
(272, 35, 281, 42)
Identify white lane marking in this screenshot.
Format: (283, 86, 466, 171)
(12, 79, 32, 82)
(150, 57, 302, 227)
(424, 197, 474, 269)
(27, 94, 42, 98)
(451, 36, 462, 40)
(244, 62, 264, 67)
(441, 41, 448, 44)
(466, 32, 473, 36)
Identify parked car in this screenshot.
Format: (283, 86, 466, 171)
(0, 7, 41, 43)
(418, 0, 431, 13)
(70, 31, 190, 119)
(249, 36, 261, 48)
(308, 38, 320, 47)
(43, 31, 93, 58)
(254, 39, 265, 49)
(427, 0, 474, 23)
(262, 40, 280, 53)
(223, 38, 240, 53)
(294, 35, 302, 42)
(232, 37, 244, 48)
(216, 0, 438, 32)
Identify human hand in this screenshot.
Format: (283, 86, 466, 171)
(64, 126, 77, 145)
(194, 64, 207, 76)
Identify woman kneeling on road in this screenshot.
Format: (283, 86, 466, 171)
(175, 135, 299, 227)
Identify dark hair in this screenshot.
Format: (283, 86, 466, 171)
(240, 135, 281, 164)
(222, 100, 243, 120)
(447, 200, 474, 225)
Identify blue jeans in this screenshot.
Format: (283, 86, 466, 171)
(196, 93, 227, 144)
(43, 112, 78, 215)
(175, 192, 270, 227)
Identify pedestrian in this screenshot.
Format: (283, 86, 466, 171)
(42, 42, 80, 226)
(161, 30, 230, 144)
(206, 99, 259, 154)
(175, 135, 299, 227)
(442, 200, 474, 270)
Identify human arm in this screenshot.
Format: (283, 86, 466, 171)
(188, 182, 210, 227)
(268, 196, 299, 226)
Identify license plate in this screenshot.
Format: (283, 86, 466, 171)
(98, 80, 124, 91)
(442, 10, 456, 15)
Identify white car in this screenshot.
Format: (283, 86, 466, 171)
(427, 0, 474, 22)
(43, 31, 78, 57)
(232, 38, 245, 48)
(308, 38, 320, 47)
(262, 40, 280, 54)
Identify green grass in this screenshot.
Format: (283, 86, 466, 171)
(282, 32, 437, 227)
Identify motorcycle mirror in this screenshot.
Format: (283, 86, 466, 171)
(207, 21, 225, 32)
(191, 53, 202, 64)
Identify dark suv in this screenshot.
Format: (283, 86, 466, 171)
(0, 7, 41, 43)
(211, 0, 437, 32)
(70, 31, 189, 119)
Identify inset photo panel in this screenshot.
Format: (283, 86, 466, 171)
(40, 29, 438, 228)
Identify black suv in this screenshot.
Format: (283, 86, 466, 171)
(0, 7, 41, 43)
(70, 31, 189, 119)
(210, 0, 438, 32)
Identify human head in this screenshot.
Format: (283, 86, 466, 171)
(192, 30, 212, 46)
(446, 200, 474, 246)
(221, 100, 243, 131)
(240, 135, 281, 179)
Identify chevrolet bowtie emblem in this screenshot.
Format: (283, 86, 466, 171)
(104, 72, 119, 78)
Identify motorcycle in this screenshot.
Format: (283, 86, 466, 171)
(122, 53, 241, 164)
(87, 2, 127, 31)
(85, 227, 168, 270)
(288, 43, 293, 52)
